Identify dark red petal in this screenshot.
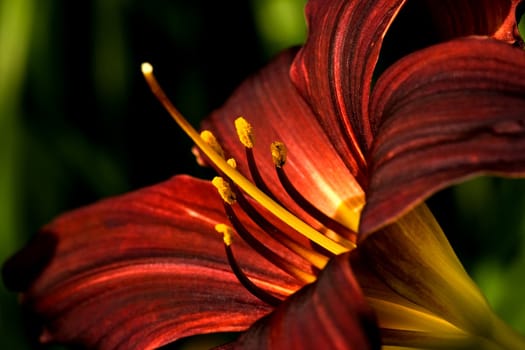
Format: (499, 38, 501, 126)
(362, 37, 525, 235)
(290, 0, 407, 178)
(423, 0, 516, 41)
(377, 0, 520, 72)
(202, 50, 364, 231)
(3, 175, 301, 349)
(219, 254, 380, 350)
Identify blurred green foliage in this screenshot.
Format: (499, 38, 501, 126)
(0, 0, 524, 349)
(1, 0, 34, 348)
(519, 4, 525, 39)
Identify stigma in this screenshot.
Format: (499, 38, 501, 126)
(142, 62, 359, 304)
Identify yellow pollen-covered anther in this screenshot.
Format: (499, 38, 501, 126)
(235, 117, 254, 148)
(215, 223, 233, 246)
(212, 176, 236, 204)
(271, 141, 287, 168)
(200, 130, 225, 159)
(227, 158, 237, 168)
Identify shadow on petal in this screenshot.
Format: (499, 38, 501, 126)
(219, 254, 381, 350)
(2, 232, 58, 292)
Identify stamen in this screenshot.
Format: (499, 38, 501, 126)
(226, 158, 237, 168)
(212, 177, 236, 205)
(200, 130, 225, 159)
(271, 141, 287, 168)
(215, 224, 282, 306)
(142, 63, 349, 255)
(234, 116, 276, 199)
(223, 204, 317, 284)
(212, 154, 329, 270)
(233, 186, 330, 270)
(234, 136, 326, 255)
(245, 146, 276, 200)
(217, 223, 234, 245)
(234, 117, 254, 148)
(271, 141, 357, 247)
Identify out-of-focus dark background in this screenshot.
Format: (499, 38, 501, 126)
(1, 0, 524, 348)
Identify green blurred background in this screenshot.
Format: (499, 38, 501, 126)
(0, 0, 524, 348)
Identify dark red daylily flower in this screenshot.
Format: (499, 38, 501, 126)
(4, 0, 525, 349)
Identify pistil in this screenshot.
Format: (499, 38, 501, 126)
(216, 224, 283, 306)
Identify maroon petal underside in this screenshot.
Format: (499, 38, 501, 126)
(361, 37, 525, 236)
(3, 175, 302, 349)
(219, 254, 381, 350)
(202, 49, 363, 230)
(290, 0, 407, 182)
(423, 0, 517, 41)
